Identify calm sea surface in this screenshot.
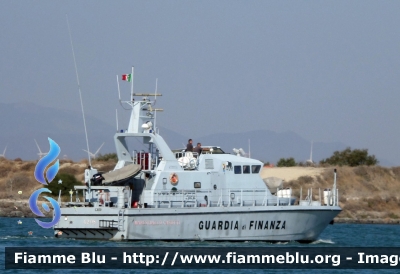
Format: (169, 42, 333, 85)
(1, 217, 399, 273)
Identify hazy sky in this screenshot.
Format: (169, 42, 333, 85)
(1, 1, 400, 164)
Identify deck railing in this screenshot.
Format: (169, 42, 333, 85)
(150, 187, 338, 208)
(67, 185, 339, 209)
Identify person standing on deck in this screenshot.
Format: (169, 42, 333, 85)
(193, 143, 202, 157)
(186, 139, 193, 152)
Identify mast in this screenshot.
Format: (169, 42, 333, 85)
(248, 139, 251, 158)
(130, 66, 134, 101)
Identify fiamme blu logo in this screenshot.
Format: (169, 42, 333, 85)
(29, 138, 61, 228)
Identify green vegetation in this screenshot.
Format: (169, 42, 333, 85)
(320, 147, 378, 167)
(96, 153, 118, 162)
(45, 173, 83, 197)
(277, 157, 296, 167)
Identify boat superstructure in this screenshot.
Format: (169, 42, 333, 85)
(55, 74, 341, 242)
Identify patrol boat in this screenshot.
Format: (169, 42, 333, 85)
(54, 79, 342, 242)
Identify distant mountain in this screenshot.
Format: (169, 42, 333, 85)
(0, 102, 391, 166)
(0, 102, 116, 161)
(156, 126, 189, 150)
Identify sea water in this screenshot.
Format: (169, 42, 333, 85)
(1, 217, 399, 273)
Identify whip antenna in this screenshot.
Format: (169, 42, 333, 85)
(154, 78, 158, 105)
(154, 78, 158, 131)
(116, 75, 121, 101)
(116, 109, 119, 132)
(66, 14, 91, 167)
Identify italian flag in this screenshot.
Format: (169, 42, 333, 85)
(122, 74, 132, 82)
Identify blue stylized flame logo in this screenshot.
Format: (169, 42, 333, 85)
(34, 138, 60, 185)
(29, 188, 61, 228)
(29, 138, 61, 228)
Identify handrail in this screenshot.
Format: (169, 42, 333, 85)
(77, 186, 339, 209)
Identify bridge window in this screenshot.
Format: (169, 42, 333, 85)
(234, 165, 242, 174)
(252, 165, 261, 173)
(243, 165, 250, 174)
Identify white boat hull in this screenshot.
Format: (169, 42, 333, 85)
(55, 206, 341, 242)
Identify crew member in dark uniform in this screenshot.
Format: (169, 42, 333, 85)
(186, 139, 193, 152)
(193, 142, 202, 157)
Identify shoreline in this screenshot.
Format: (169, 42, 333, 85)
(334, 218, 400, 225)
